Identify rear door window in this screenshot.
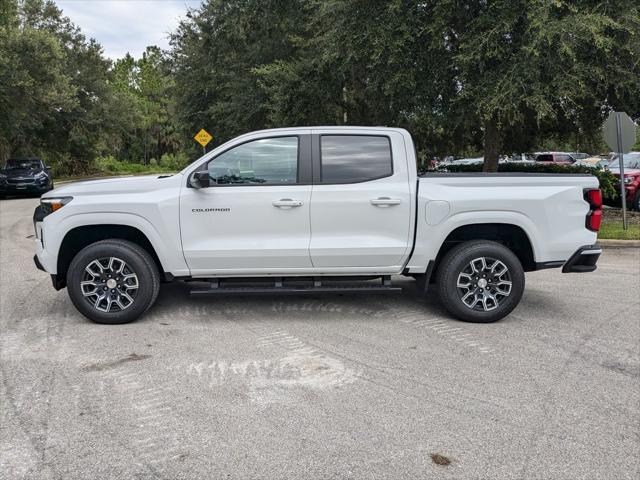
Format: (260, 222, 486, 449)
(535, 154, 553, 162)
(320, 135, 392, 184)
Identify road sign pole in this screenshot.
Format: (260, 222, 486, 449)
(615, 113, 628, 230)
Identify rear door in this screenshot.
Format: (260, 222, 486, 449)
(309, 129, 412, 269)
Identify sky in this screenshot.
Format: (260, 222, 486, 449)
(54, 0, 202, 60)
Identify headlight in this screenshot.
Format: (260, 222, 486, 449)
(35, 171, 48, 179)
(624, 176, 636, 184)
(41, 197, 73, 215)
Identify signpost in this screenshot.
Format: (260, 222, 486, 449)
(603, 112, 637, 230)
(194, 128, 213, 155)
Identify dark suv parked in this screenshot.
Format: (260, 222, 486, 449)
(0, 158, 54, 198)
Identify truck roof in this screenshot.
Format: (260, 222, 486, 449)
(236, 126, 409, 136)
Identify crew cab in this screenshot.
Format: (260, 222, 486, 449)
(33, 127, 602, 324)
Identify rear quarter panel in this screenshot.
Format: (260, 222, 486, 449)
(406, 174, 599, 273)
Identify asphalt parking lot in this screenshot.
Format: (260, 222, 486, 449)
(1, 196, 639, 480)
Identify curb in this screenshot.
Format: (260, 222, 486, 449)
(598, 239, 640, 248)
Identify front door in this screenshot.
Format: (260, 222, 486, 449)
(180, 134, 313, 275)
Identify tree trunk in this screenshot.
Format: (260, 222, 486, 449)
(482, 115, 501, 172)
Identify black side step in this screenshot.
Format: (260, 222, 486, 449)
(189, 276, 402, 296)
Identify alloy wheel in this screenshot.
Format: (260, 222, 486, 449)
(456, 256, 512, 311)
(80, 257, 139, 312)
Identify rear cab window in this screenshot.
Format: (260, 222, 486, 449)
(320, 135, 392, 184)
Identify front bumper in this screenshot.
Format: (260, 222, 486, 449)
(34, 254, 45, 271)
(562, 245, 602, 273)
(34, 254, 65, 290)
(1, 182, 51, 195)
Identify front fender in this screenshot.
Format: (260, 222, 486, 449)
(41, 211, 189, 276)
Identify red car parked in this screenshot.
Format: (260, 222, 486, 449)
(607, 152, 640, 211)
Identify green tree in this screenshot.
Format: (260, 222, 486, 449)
(431, 0, 640, 170)
(111, 47, 182, 163)
(170, 0, 305, 150)
(0, 0, 75, 160)
(0, 0, 125, 173)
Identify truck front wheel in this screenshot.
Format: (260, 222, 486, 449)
(435, 240, 524, 323)
(67, 239, 160, 324)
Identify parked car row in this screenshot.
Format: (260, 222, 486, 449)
(435, 150, 639, 210)
(440, 151, 608, 168)
(533, 152, 610, 168)
(0, 158, 54, 198)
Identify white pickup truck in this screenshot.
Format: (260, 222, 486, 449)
(33, 127, 603, 324)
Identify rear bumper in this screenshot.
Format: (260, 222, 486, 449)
(562, 245, 602, 273)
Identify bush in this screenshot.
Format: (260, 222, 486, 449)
(426, 163, 618, 200)
(92, 155, 186, 176)
(159, 152, 190, 171)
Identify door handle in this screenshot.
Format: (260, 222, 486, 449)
(370, 197, 401, 207)
(273, 199, 303, 208)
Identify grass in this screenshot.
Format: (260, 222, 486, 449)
(599, 207, 640, 240)
(599, 221, 640, 240)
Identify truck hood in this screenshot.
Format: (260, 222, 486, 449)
(45, 174, 182, 197)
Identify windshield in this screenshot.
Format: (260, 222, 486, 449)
(4, 159, 41, 170)
(607, 153, 640, 170)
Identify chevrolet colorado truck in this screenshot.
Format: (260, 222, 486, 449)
(33, 127, 603, 324)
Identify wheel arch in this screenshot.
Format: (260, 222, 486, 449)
(433, 223, 536, 276)
(56, 224, 167, 288)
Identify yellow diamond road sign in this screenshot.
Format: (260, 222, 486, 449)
(194, 129, 213, 148)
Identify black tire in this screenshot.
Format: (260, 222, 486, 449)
(435, 240, 524, 323)
(67, 239, 160, 324)
(633, 192, 640, 211)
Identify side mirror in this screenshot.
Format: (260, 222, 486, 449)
(191, 170, 211, 188)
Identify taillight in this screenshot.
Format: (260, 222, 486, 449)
(586, 189, 602, 208)
(584, 188, 602, 232)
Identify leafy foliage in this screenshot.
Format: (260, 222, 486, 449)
(0, 0, 638, 176)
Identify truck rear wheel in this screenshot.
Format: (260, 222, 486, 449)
(67, 240, 160, 324)
(435, 240, 524, 323)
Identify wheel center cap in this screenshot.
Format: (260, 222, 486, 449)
(478, 278, 488, 288)
(106, 279, 117, 289)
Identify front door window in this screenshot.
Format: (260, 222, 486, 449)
(207, 137, 299, 185)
